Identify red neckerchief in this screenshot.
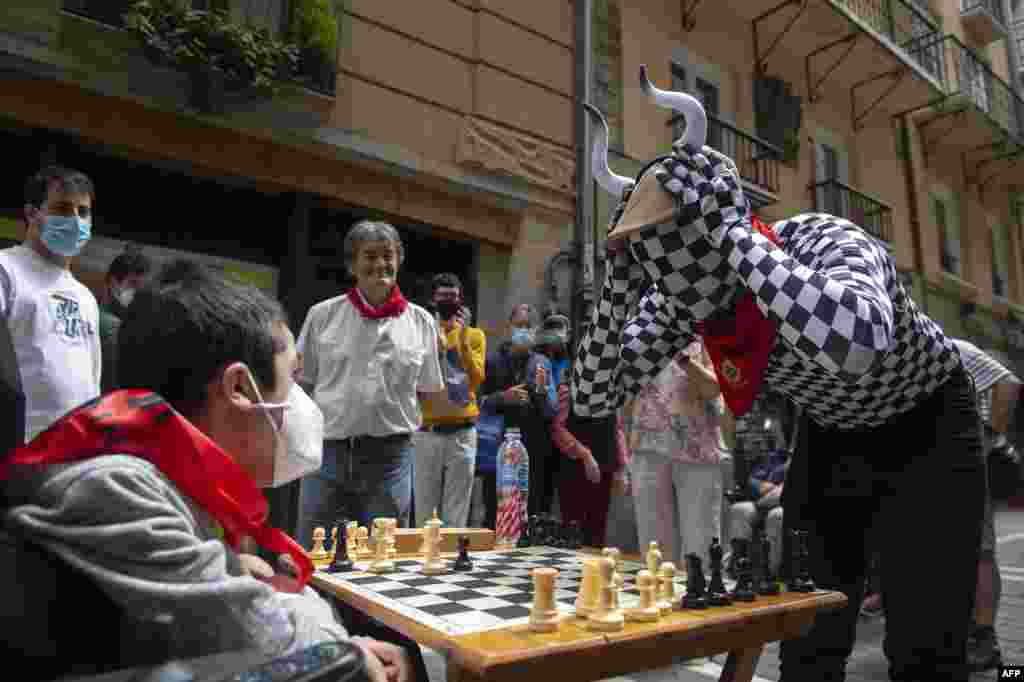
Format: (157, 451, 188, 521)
(0, 390, 313, 593)
(694, 216, 781, 416)
(347, 286, 408, 319)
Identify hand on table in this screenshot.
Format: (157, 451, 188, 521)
(353, 636, 411, 682)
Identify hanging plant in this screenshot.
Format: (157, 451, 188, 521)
(288, 0, 339, 93)
(125, 0, 300, 106)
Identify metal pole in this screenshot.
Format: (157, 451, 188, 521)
(573, 0, 595, 344)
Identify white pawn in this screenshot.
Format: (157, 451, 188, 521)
(646, 541, 662, 578)
(625, 570, 661, 623)
(657, 562, 677, 615)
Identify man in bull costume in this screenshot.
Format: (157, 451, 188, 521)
(570, 66, 986, 682)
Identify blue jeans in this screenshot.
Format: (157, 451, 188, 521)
(296, 434, 414, 545)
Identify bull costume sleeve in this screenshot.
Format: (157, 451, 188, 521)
(572, 66, 961, 429)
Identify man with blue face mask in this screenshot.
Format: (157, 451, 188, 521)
(0, 166, 101, 442)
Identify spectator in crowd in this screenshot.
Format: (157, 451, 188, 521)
(296, 220, 444, 539)
(538, 312, 572, 387)
(952, 340, 1021, 672)
(0, 260, 410, 681)
(99, 248, 152, 394)
(476, 306, 557, 526)
(414, 273, 486, 527)
(728, 449, 788, 576)
(623, 341, 725, 567)
(1, 166, 101, 442)
(551, 375, 629, 547)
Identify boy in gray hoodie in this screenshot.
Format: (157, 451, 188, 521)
(1, 260, 409, 681)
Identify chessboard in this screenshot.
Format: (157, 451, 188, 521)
(314, 546, 696, 637)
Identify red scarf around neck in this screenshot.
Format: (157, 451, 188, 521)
(695, 216, 781, 416)
(0, 390, 314, 593)
(347, 285, 408, 319)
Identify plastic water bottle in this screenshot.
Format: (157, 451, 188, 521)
(496, 428, 529, 546)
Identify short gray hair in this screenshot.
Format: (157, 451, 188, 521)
(343, 220, 405, 268)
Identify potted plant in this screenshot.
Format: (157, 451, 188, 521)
(289, 0, 339, 94)
(125, 0, 299, 113)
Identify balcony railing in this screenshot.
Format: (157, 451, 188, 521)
(905, 34, 1023, 138)
(961, 0, 1008, 31)
(668, 113, 783, 196)
(810, 179, 894, 242)
(833, 0, 943, 78)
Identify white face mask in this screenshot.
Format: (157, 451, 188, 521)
(247, 372, 324, 488)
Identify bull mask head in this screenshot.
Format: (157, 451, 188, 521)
(583, 65, 742, 320)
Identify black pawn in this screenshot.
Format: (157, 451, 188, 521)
(788, 530, 816, 593)
(453, 536, 473, 571)
(568, 521, 583, 550)
(327, 520, 353, 573)
(758, 534, 780, 596)
(681, 554, 709, 609)
(707, 538, 731, 606)
(517, 512, 532, 548)
(730, 539, 756, 602)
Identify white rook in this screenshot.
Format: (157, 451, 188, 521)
(529, 567, 561, 632)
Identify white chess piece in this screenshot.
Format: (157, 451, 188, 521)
(529, 567, 562, 632)
(421, 509, 448, 575)
(587, 557, 624, 631)
(368, 519, 396, 574)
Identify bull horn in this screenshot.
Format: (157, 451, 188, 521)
(639, 64, 707, 150)
(582, 102, 633, 198)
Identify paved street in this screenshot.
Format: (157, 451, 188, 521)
(421, 504, 1024, 682)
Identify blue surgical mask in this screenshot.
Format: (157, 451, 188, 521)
(510, 328, 534, 347)
(40, 215, 91, 258)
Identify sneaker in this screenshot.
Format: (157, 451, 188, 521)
(967, 625, 1002, 672)
(859, 593, 883, 618)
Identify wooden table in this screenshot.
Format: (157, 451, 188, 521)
(311, 546, 846, 682)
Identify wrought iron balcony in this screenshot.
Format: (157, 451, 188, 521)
(907, 34, 1023, 139)
(668, 112, 783, 206)
(810, 179, 893, 242)
(961, 0, 1009, 46)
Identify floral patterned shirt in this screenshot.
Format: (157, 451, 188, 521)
(623, 342, 724, 465)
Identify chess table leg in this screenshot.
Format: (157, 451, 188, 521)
(718, 646, 762, 682)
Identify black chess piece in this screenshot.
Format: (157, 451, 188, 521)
(540, 515, 555, 547)
(558, 522, 572, 549)
(567, 521, 583, 550)
(758, 534, 780, 596)
(681, 554, 709, 609)
(749, 528, 765, 592)
(730, 539, 756, 602)
(707, 538, 731, 606)
(788, 530, 816, 593)
(517, 511, 532, 548)
(327, 519, 354, 573)
(453, 536, 473, 571)
(526, 515, 540, 547)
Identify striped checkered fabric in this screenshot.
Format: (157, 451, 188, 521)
(573, 144, 962, 430)
(952, 338, 1021, 425)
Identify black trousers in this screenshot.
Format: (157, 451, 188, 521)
(779, 367, 986, 682)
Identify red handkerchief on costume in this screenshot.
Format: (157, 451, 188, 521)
(695, 216, 780, 416)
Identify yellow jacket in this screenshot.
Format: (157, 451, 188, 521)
(420, 323, 486, 425)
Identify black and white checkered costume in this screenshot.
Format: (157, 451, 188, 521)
(573, 142, 962, 430)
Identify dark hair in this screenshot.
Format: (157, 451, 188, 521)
(117, 259, 288, 419)
(343, 220, 404, 270)
(431, 272, 463, 295)
(107, 250, 153, 281)
(24, 165, 95, 210)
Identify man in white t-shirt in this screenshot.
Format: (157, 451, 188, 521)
(0, 166, 101, 443)
(296, 220, 444, 541)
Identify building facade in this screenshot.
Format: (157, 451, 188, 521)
(595, 0, 1024, 372)
(0, 0, 578, 341)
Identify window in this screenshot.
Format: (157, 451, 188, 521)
(935, 197, 962, 275)
(696, 78, 722, 150)
(992, 223, 1010, 297)
(814, 132, 850, 218)
(231, 0, 290, 36)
